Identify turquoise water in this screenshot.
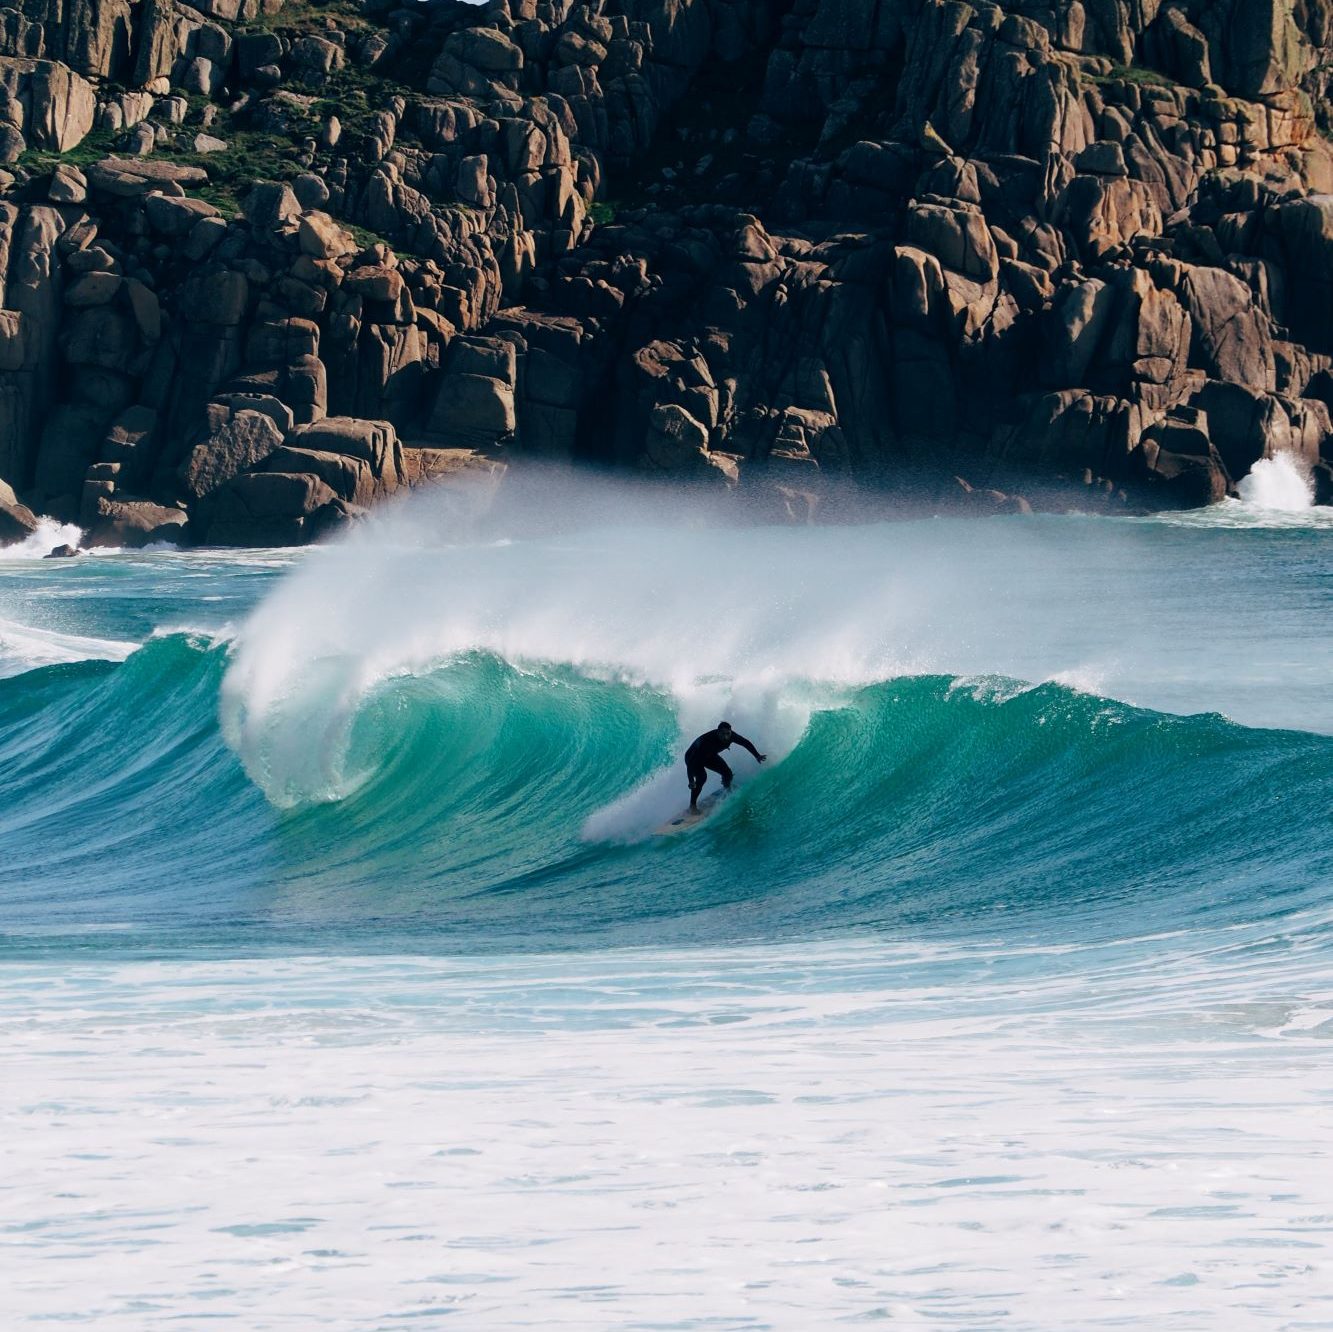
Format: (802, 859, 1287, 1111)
(1, 483, 1331, 1327)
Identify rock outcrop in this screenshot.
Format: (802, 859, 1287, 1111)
(1, 0, 1332, 546)
(0, 473, 38, 540)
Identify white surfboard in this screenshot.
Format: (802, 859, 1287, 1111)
(655, 787, 730, 836)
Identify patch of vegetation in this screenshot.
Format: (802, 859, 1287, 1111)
(347, 222, 390, 251)
(588, 200, 618, 226)
(164, 126, 307, 192)
(1088, 62, 1176, 89)
(112, 111, 315, 217)
(192, 183, 243, 218)
(242, 0, 371, 35)
(312, 64, 415, 137)
(16, 127, 118, 174)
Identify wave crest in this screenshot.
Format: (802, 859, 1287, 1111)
(2, 626, 1330, 949)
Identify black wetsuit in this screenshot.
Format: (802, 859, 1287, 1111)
(685, 728, 761, 803)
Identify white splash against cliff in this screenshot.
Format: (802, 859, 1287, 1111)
(1237, 453, 1314, 511)
(0, 517, 83, 562)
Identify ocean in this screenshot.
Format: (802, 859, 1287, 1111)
(2, 463, 1330, 1328)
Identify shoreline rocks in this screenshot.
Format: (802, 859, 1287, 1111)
(1, 0, 1332, 547)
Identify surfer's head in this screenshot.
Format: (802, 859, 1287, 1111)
(717, 721, 733, 737)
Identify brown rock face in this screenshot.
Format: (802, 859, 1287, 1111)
(83, 496, 187, 548)
(0, 57, 95, 151)
(0, 476, 38, 543)
(202, 470, 341, 546)
(86, 157, 209, 195)
(298, 212, 356, 261)
(180, 407, 285, 501)
(429, 374, 515, 448)
(1181, 266, 1277, 394)
(2, 0, 1333, 542)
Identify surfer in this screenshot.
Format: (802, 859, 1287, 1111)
(685, 722, 766, 811)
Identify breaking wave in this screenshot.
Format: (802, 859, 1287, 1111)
(2, 476, 1329, 956)
(0, 629, 1328, 955)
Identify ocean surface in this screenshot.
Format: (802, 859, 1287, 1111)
(2, 463, 1330, 1329)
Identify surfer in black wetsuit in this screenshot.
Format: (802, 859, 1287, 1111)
(685, 722, 766, 811)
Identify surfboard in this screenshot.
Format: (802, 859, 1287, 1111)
(655, 787, 730, 836)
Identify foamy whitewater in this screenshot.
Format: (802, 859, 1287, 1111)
(2, 473, 1330, 1329)
(1236, 451, 1316, 510)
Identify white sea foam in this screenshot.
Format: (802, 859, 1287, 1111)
(0, 516, 83, 562)
(1144, 500, 1333, 530)
(2, 944, 1331, 1331)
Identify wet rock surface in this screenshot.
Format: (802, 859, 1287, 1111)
(2, 0, 1333, 545)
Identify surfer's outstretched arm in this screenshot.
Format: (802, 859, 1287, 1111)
(733, 733, 766, 762)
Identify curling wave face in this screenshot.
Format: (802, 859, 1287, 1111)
(2, 632, 1331, 953)
(1, 475, 1329, 958)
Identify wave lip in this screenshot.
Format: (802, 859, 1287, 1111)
(0, 616, 137, 681)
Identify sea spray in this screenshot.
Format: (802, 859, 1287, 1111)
(218, 470, 1333, 828)
(0, 517, 84, 563)
(1237, 452, 1314, 510)
(216, 469, 1094, 812)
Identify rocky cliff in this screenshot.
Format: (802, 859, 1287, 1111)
(2, 0, 1333, 547)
